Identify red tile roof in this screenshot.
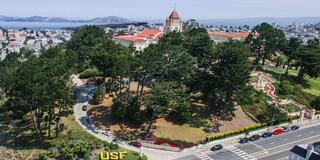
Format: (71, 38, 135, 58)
(208, 32, 249, 39)
(115, 35, 146, 42)
(138, 29, 163, 39)
(169, 10, 180, 19)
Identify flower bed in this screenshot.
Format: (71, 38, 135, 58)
(154, 138, 197, 149)
(206, 123, 268, 142)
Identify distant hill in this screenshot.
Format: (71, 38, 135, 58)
(0, 15, 135, 24)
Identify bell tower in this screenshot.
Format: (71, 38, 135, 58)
(164, 9, 183, 33)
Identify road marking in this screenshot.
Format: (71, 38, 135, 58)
(249, 142, 266, 151)
(225, 145, 256, 160)
(255, 134, 320, 159)
(194, 152, 213, 160)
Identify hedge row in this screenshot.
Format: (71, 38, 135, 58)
(242, 107, 260, 123)
(206, 123, 268, 142)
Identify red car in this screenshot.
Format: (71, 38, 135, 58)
(129, 141, 142, 148)
(273, 128, 284, 135)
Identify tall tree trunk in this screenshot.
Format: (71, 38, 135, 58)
(297, 67, 305, 81)
(139, 76, 145, 97)
(55, 105, 62, 138)
(262, 57, 266, 66)
(146, 111, 154, 135)
(285, 58, 291, 76)
(47, 108, 52, 138)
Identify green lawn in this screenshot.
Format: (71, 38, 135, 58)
(52, 116, 143, 160)
(262, 66, 320, 96)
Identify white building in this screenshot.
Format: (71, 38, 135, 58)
(208, 32, 249, 44)
(164, 9, 183, 33)
(115, 29, 163, 51)
(289, 142, 320, 160)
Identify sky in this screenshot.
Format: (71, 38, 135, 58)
(1, 0, 320, 20)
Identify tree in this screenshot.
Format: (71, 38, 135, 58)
(311, 97, 320, 110)
(66, 25, 111, 71)
(275, 56, 285, 67)
(4, 47, 74, 138)
(278, 80, 294, 96)
(145, 82, 171, 134)
(92, 85, 106, 104)
(208, 41, 252, 114)
(169, 84, 192, 122)
(184, 28, 214, 70)
(111, 93, 144, 124)
(245, 23, 285, 65)
(306, 38, 320, 48)
(296, 48, 320, 81)
(283, 38, 302, 75)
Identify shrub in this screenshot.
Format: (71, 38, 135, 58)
(206, 123, 268, 142)
(311, 97, 320, 110)
(92, 85, 105, 104)
(169, 98, 192, 123)
(79, 67, 103, 79)
(278, 80, 294, 95)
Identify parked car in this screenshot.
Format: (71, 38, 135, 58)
(85, 117, 92, 124)
(102, 130, 111, 137)
(281, 126, 291, 132)
(239, 138, 249, 144)
(92, 127, 100, 133)
(129, 141, 142, 148)
(211, 144, 223, 151)
(82, 105, 87, 111)
(291, 125, 300, 130)
(261, 132, 272, 138)
(273, 128, 284, 135)
(249, 134, 261, 141)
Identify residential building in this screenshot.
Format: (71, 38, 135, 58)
(208, 32, 249, 44)
(164, 9, 183, 33)
(289, 142, 320, 160)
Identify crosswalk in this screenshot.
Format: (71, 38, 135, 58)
(225, 145, 256, 160)
(194, 152, 214, 160)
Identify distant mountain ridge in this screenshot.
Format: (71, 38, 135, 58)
(0, 15, 135, 24)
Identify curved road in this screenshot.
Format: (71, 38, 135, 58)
(71, 75, 180, 160)
(71, 75, 320, 160)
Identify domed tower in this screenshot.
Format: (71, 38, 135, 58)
(165, 9, 183, 33)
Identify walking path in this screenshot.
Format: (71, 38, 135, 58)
(255, 73, 311, 117)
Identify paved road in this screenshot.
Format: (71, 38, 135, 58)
(176, 124, 320, 160)
(72, 75, 320, 160)
(71, 75, 181, 160)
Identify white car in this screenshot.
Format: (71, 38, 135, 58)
(102, 130, 111, 137)
(92, 126, 100, 133)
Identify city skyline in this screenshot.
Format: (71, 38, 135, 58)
(1, 0, 320, 20)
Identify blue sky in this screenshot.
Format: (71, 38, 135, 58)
(1, 0, 320, 20)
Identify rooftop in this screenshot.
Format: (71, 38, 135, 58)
(208, 32, 249, 39)
(138, 29, 163, 39)
(115, 35, 146, 42)
(169, 9, 180, 19)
